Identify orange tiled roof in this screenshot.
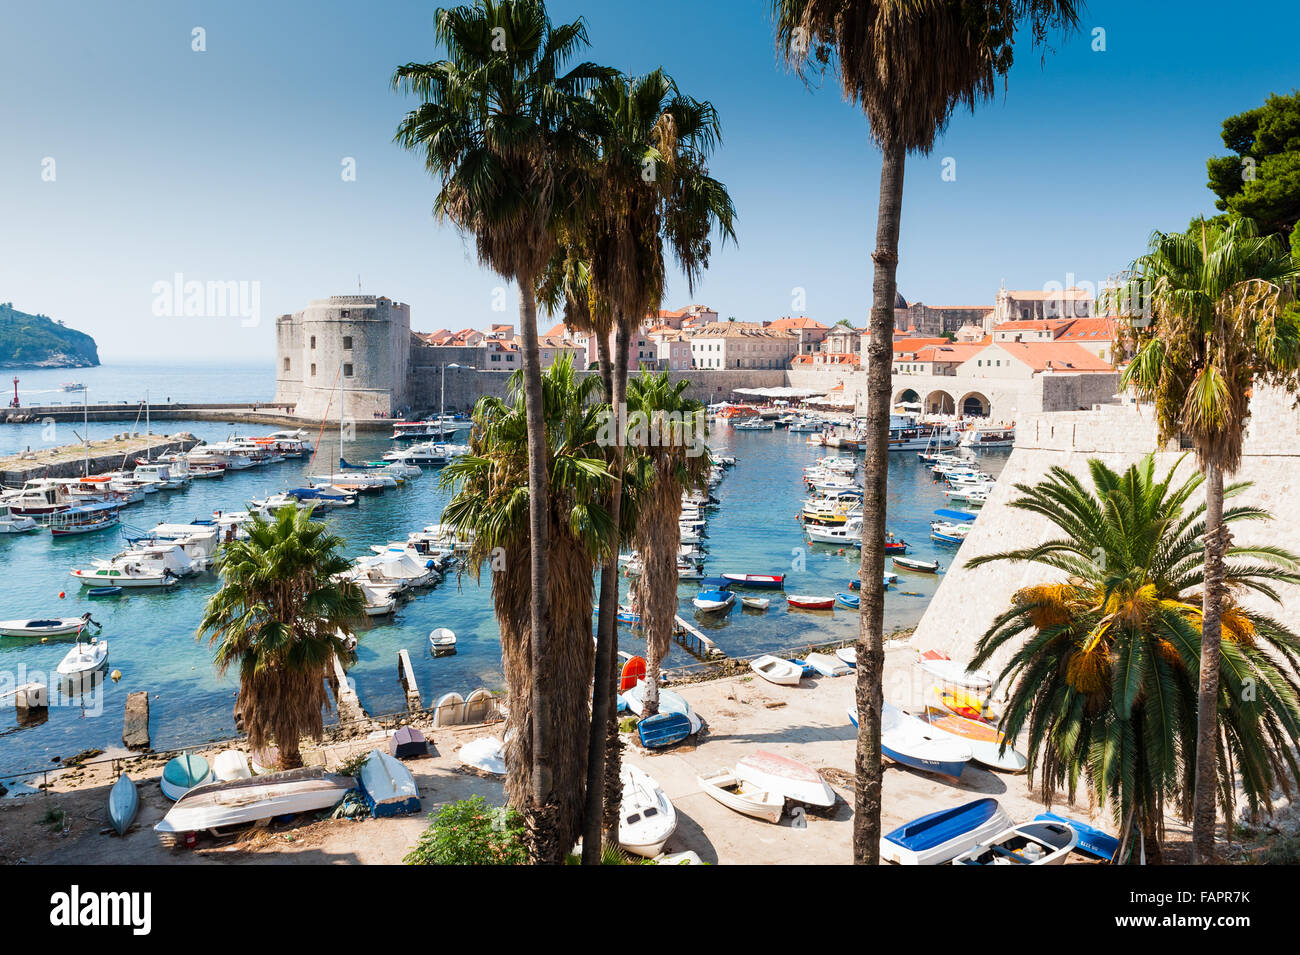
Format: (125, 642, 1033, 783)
(993, 319, 1071, 333)
(1056, 317, 1117, 341)
(769, 316, 829, 331)
(990, 342, 1114, 372)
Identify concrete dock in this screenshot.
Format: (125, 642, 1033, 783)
(0, 433, 202, 485)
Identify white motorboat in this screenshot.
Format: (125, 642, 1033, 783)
(383, 441, 448, 464)
(881, 797, 1015, 866)
(734, 751, 835, 807)
(749, 654, 802, 686)
(950, 820, 1079, 865)
(56, 637, 108, 676)
(875, 702, 973, 780)
(619, 764, 677, 858)
(155, 768, 356, 840)
(692, 589, 734, 613)
(0, 613, 98, 638)
(71, 543, 195, 587)
(0, 503, 39, 534)
(697, 768, 785, 824)
(805, 517, 863, 545)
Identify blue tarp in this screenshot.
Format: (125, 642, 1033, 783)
(933, 508, 976, 523)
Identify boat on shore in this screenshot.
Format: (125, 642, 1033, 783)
(1033, 812, 1118, 861)
(108, 773, 139, 836)
(750, 654, 802, 686)
(805, 651, 850, 677)
(619, 765, 677, 857)
(155, 768, 356, 840)
(866, 702, 972, 780)
(881, 797, 1014, 866)
(950, 820, 1078, 866)
(358, 749, 421, 817)
(160, 753, 214, 801)
(735, 751, 835, 808)
(922, 706, 1028, 773)
(697, 768, 785, 823)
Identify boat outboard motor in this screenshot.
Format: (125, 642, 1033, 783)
(80, 612, 102, 630)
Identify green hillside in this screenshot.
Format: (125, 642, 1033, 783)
(0, 302, 100, 367)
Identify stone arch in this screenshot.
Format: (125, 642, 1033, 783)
(894, 387, 920, 405)
(925, 390, 955, 415)
(960, 391, 990, 417)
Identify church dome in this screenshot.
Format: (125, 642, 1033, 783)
(894, 290, 908, 309)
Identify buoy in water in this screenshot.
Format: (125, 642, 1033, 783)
(58, 591, 66, 599)
(110, 669, 122, 683)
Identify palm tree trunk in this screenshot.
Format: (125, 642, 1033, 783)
(582, 332, 622, 864)
(517, 282, 558, 863)
(1192, 458, 1226, 864)
(854, 140, 905, 866)
(602, 321, 632, 844)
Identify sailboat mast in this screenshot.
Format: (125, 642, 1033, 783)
(83, 387, 89, 477)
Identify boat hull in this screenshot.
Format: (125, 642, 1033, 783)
(108, 773, 139, 836)
(882, 797, 1013, 866)
(155, 768, 355, 836)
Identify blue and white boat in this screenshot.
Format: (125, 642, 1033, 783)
(1034, 812, 1119, 861)
(692, 588, 734, 613)
(160, 753, 214, 801)
(835, 592, 860, 610)
(881, 797, 1013, 865)
(638, 712, 693, 749)
(358, 749, 422, 817)
(849, 703, 971, 781)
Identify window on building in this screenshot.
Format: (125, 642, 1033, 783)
(343, 363, 354, 377)
(310, 363, 317, 377)
(341, 310, 349, 318)
(343, 336, 353, 350)
(310, 335, 316, 349)
(283, 357, 290, 372)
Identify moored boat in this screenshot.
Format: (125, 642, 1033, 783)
(56, 638, 108, 676)
(893, 555, 940, 573)
(740, 596, 770, 610)
(0, 613, 98, 638)
(428, 627, 457, 656)
(692, 588, 735, 613)
(720, 573, 785, 589)
(787, 594, 835, 610)
(835, 592, 859, 610)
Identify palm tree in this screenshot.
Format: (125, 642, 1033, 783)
(771, 0, 1081, 865)
(393, 0, 608, 846)
(542, 68, 735, 860)
(967, 455, 1300, 862)
(1109, 215, 1300, 860)
(197, 504, 364, 771)
(440, 355, 615, 860)
(625, 371, 710, 714)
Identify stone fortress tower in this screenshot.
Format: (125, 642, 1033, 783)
(274, 295, 410, 421)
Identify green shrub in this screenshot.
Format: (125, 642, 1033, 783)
(404, 795, 528, 865)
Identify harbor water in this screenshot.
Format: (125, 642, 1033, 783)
(0, 373, 1005, 778)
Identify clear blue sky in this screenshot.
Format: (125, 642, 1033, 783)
(1, 0, 1296, 360)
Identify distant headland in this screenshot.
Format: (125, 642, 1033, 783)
(0, 302, 100, 368)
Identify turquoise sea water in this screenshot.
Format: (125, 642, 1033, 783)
(0, 368, 1006, 778)
(3, 360, 274, 409)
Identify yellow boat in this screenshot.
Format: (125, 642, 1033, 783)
(930, 685, 1000, 723)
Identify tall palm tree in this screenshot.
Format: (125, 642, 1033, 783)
(440, 355, 615, 860)
(967, 455, 1300, 862)
(393, 0, 608, 846)
(771, 0, 1081, 865)
(543, 69, 736, 860)
(1109, 215, 1300, 860)
(625, 371, 710, 714)
(197, 504, 364, 771)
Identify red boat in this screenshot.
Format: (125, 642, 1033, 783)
(721, 573, 785, 589)
(884, 533, 907, 554)
(787, 595, 835, 610)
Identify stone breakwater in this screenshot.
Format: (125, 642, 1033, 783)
(0, 433, 202, 485)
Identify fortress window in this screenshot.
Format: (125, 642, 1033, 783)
(310, 363, 317, 377)
(343, 336, 353, 350)
(283, 357, 290, 371)
(341, 310, 350, 317)
(310, 335, 317, 349)
(343, 363, 354, 378)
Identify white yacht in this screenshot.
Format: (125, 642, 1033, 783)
(71, 543, 197, 587)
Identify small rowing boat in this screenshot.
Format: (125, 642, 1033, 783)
(860, 703, 971, 781)
(692, 588, 734, 613)
(0, 614, 98, 638)
(428, 627, 457, 656)
(787, 594, 834, 610)
(1033, 812, 1119, 861)
(720, 573, 785, 589)
(922, 706, 1028, 773)
(108, 773, 139, 836)
(697, 768, 785, 824)
(740, 596, 770, 610)
(160, 753, 214, 801)
(893, 556, 940, 573)
(619, 765, 677, 857)
(835, 646, 857, 668)
(735, 751, 835, 807)
(835, 592, 859, 610)
(749, 654, 802, 686)
(950, 821, 1078, 866)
